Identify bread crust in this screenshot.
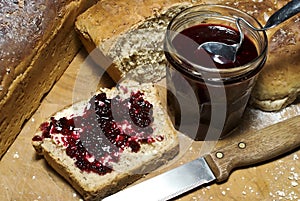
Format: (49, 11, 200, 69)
(0, 0, 97, 158)
(32, 81, 179, 200)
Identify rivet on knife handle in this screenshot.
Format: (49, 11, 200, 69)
(204, 115, 300, 182)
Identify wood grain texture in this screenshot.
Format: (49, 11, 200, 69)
(206, 115, 300, 182)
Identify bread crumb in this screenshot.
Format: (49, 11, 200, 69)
(221, 191, 226, 195)
(248, 186, 254, 193)
(276, 190, 286, 197)
(13, 152, 19, 159)
(289, 172, 299, 181)
(33, 195, 41, 201)
(291, 181, 298, 187)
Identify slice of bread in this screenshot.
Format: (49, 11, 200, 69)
(32, 80, 179, 201)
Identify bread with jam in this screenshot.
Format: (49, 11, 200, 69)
(32, 80, 179, 201)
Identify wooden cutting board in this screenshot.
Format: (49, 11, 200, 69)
(0, 49, 299, 201)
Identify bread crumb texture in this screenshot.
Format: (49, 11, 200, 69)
(104, 4, 190, 83)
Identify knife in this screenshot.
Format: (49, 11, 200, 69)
(103, 115, 300, 201)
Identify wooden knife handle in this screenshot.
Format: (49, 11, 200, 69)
(204, 115, 300, 182)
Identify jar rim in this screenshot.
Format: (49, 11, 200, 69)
(164, 4, 268, 78)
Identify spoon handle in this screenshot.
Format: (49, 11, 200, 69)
(264, 0, 300, 29)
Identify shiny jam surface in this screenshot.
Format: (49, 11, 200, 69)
(33, 91, 163, 175)
(172, 24, 258, 69)
(166, 24, 262, 140)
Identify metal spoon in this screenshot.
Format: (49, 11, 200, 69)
(198, 0, 300, 64)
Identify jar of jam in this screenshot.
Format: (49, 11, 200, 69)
(164, 5, 268, 140)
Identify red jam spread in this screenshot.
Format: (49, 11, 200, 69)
(33, 91, 163, 175)
(172, 24, 258, 68)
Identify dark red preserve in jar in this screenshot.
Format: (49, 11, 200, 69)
(164, 5, 268, 140)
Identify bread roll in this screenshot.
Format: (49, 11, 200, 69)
(0, 0, 97, 158)
(251, 16, 300, 111)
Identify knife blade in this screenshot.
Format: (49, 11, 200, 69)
(103, 115, 300, 201)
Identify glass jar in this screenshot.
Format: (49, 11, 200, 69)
(164, 5, 268, 140)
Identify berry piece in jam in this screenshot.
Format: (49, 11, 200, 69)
(32, 135, 43, 142)
(129, 91, 153, 128)
(34, 91, 161, 175)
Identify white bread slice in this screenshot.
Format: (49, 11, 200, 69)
(32, 80, 179, 201)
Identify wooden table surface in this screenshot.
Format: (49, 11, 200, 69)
(1, 49, 299, 201)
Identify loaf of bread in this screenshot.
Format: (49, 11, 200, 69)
(0, 0, 97, 158)
(75, 0, 299, 111)
(32, 80, 179, 200)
